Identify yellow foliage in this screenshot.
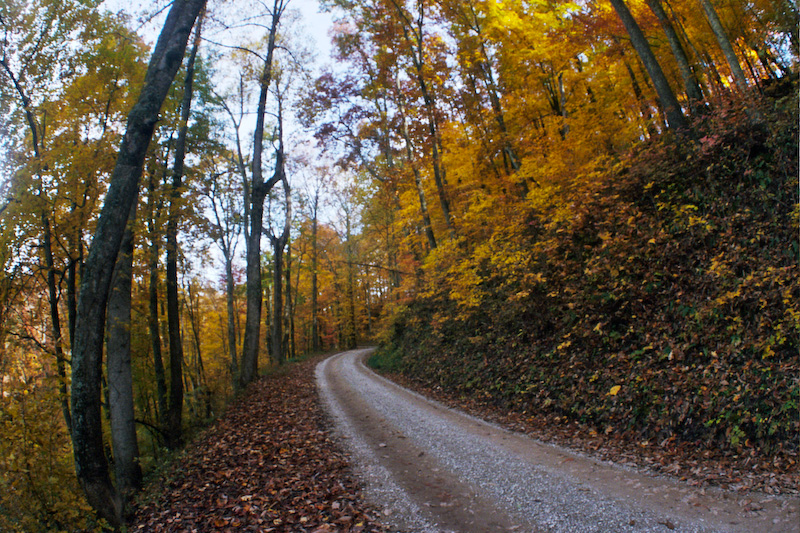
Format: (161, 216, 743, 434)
(0, 356, 100, 531)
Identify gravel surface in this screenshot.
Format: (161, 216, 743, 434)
(317, 349, 799, 533)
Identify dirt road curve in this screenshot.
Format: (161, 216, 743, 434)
(316, 349, 799, 533)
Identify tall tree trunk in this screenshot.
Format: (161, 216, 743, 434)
(311, 195, 320, 352)
(269, 168, 291, 366)
(69, 1, 206, 526)
(623, 56, 658, 137)
(106, 198, 142, 516)
(395, 0, 455, 237)
(67, 237, 81, 349)
(205, 165, 241, 388)
(699, 0, 748, 90)
(164, 10, 202, 450)
(463, 0, 522, 177)
(608, 0, 689, 130)
(558, 72, 569, 138)
(394, 78, 437, 250)
(225, 252, 238, 385)
(345, 214, 357, 350)
(240, 0, 286, 387)
(147, 172, 168, 428)
(271, 237, 285, 365)
(42, 212, 72, 433)
(184, 281, 206, 390)
(664, 0, 713, 97)
(285, 235, 296, 360)
(4, 26, 74, 435)
(645, 0, 704, 106)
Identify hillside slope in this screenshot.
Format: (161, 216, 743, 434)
(373, 93, 799, 493)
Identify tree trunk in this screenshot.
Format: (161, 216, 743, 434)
(345, 215, 357, 350)
(558, 71, 569, 138)
(41, 212, 72, 434)
(645, 0, 704, 106)
(394, 78, 437, 250)
(269, 168, 291, 366)
(164, 10, 202, 450)
(623, 57, 658, 137)
(147, 172, 168, 428)
(184, 281, 206, 392)
(608, 0, 689, 130)
(271, 236, 285, 365)
(225, 252, 238, 385)
(311, 196, 320, 352)
(463, 1, 522, 177)
(69, 1, 206, 526)
(397, 0, 455, 238)
(699, 0, 748, 90)
(240, 0, 286, 387)
(285, 236, 296, 360)
(106, 199, 142, 516)
(67, 237, 81, 349)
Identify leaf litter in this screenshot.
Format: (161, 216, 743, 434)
(131, 356, 387, 532)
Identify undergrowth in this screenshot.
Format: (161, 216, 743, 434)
(375, 91, 799, 471)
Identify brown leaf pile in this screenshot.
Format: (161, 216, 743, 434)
(132, 357, 386, 532)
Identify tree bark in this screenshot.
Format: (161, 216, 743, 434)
(70, 1, 206, 526)
(608, 0, 689, 131)
(645, 0, 704, 105)
(269, 168, 290, 366)
(164, 9, 202, 450)
(699, 0, 748, 91)
(311, 193, 320, 352)
(106, 198, 142, 516)
(205, 165, 241, 388)
(271, 236, 285, 364)
(147, 171, 168, 428)
(240, 0, 286, 387)
(42, 213, 72, 434)
(285, 235, 296, 360)
(394, 78, 437, 250)
(344, 212, 357, 350)
(393, 0, 456, 237)
(225, 250, 238, 383)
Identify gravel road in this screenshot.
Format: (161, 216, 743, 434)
(316, 348, 799, 533)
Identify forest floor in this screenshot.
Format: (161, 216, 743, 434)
(131, 350, 797, 532)
(130, 354, 386, 532)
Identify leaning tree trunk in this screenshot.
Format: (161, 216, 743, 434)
(645, 0, 704, 106)
(698, 0, 748, 91)
(69, 1, 206, 527)
(608, 0, 689, 131)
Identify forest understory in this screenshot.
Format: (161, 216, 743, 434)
(371, 90, 799, 497)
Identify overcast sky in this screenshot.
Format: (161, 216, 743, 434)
(100, 0, 335, 67)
